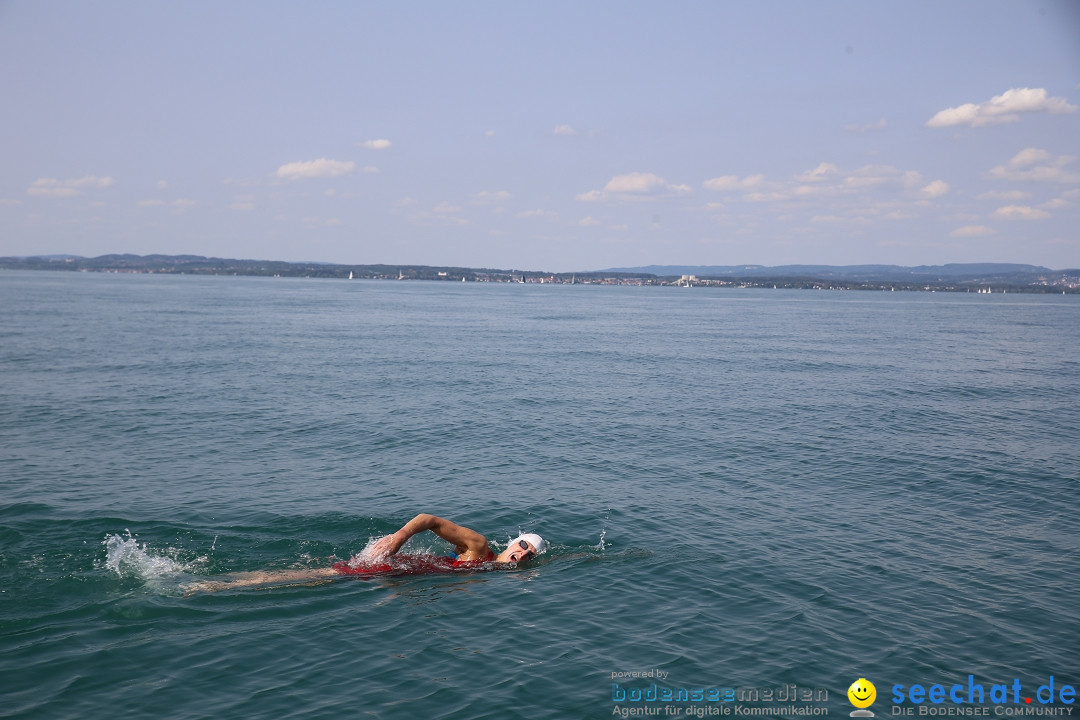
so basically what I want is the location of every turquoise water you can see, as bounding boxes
[1,271,1078,719]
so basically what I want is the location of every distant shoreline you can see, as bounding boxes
[2,254,1078,294]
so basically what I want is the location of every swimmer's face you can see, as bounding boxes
[497,540,537,564]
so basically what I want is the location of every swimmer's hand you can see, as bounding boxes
[367,533,403,559]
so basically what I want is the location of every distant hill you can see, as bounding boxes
[0,253,491,279]
[598,263,1060,282]
[2,255,1076,291]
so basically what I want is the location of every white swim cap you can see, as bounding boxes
[510,533,548,555]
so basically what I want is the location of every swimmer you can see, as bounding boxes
[368,513,546,565]
[182,513,546,595]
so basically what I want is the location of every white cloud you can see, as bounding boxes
[774,164,919,198]
[993,204,1051,220]
[577,172,690,203]
[704,174,770,192]
[883,210,919,220]
[276,158,355,180]
[578,216,601,226]
[137,197,196,210]
[432,201,462,214]
[743,191,788,203]
[927,87,1077,128]
[1009,148,1053,167]
[472,190,512,205]
[28,176,115,197]
[795,163,841,183]
[516,209,558,220]
[575,189,606,202]
[325,218,342,226]
[845,118,887,132]
[784,164,934,205]
[0,198,23,206]
[987,148,1080,183]
[485,130,496,137]
[157,180,168,190]
[554,124,576,136]
[921,180,950,199]
[606,172,666,193]
[360,166,380,174]
[744,174,768,187]
[844,165,923,190]
[397,197,418,206]
[950,225,995,237]
[230,195,255,211]
[705,162,955,233]
[605,172,690,194]
[807,212,872,226]
[361,139,392,150]
[415,211,468,226]
[703,175,741,192]
[977,190,1031,201]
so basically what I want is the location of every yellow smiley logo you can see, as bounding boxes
[848,678,876,709]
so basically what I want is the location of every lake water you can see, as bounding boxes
[1,270,1078,719]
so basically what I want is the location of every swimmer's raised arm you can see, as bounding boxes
[370,513,491,560]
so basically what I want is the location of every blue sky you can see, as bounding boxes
[2,1,1078,271]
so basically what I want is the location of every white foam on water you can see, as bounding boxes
[343,536,464,569]
[101,531,203,580]
[342,535,389,567]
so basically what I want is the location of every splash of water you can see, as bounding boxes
[596,529,607,551]
[343,535,390,567]
[102,531,193,579]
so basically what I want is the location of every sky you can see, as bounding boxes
[1,1,1078,272]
